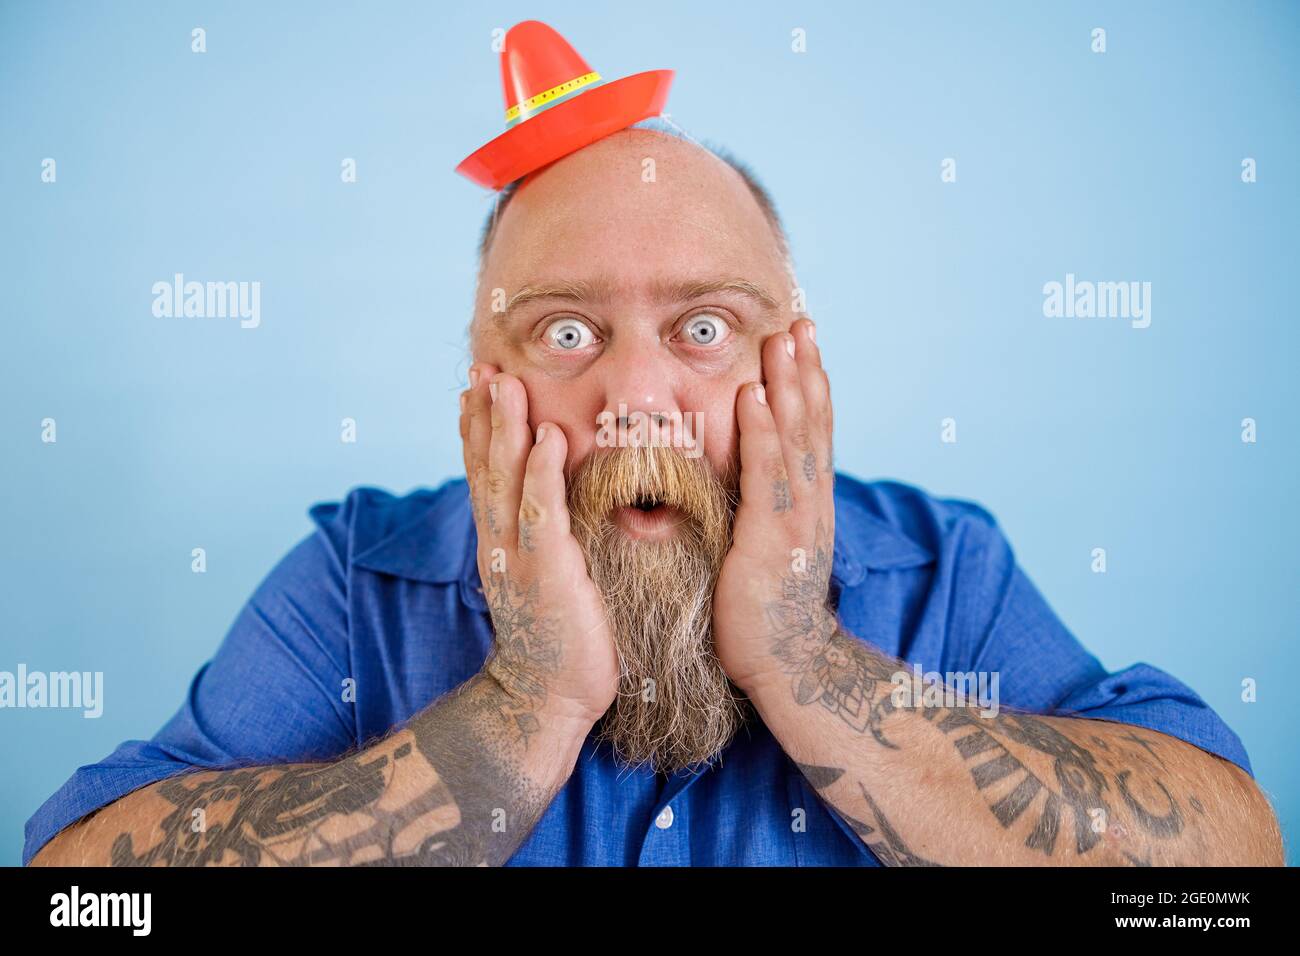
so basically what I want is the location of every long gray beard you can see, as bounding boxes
[584,531,751,773]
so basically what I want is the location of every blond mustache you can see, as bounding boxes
[567,444,738,554]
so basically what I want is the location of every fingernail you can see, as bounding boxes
[753,383,767,406]
[469,368,480,389]
[489,382,498,403]
[784,335,796,358]
[535,424,547,444]
[806,322,816,343]
[459,392,467,412]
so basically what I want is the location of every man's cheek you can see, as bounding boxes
[563,434,596,475]
[679,410,706,459]
[701,415,739,478]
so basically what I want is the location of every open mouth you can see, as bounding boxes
[613,493,681,539]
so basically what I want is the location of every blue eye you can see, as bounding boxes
[682,313,729,346]
[544,318,595,350]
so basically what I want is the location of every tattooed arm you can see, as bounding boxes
[29,664,595,867]
[744,611,1284,866]
[33,360,624,867]
[736,514,1284,867]
[713,319,1282,866]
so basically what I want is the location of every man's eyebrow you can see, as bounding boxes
[496,275,781,321]
[498,277,619,320]
[648,276,782,315]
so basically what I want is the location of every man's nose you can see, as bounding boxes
[596,336,684,445]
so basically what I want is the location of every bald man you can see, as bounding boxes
[26,123,1282,867]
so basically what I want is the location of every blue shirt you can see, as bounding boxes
[23,474,1252,866]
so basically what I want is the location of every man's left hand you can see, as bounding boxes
[713,318,838,694]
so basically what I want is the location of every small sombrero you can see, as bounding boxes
[455,20,674,190]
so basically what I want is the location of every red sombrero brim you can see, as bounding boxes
[455,69,674,190]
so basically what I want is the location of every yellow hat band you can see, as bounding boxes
[505,71,603,127]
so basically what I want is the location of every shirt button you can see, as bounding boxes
[654,805,675,830]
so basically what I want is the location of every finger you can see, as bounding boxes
[458,389,473,473]
[518,420,571,555]
[463,362,499,527]
[790,317,834,479]
[761,330,816,505]
[484,372,532,549]
[735,380,793,518]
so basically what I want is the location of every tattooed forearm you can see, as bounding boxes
[98,672,558,867]
[35,576,584,868]
[758,525,1281,865]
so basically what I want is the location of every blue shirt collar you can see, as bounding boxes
[352,476,932,610]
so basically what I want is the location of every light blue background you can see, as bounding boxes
[2,0,1297,866]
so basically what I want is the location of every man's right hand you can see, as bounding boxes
[460,363,619,733]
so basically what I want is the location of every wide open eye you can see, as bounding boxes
[679,312,731,347]
[542,317,597,351]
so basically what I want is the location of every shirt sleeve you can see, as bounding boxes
[941,500,1253,778]
[22,504,357,865]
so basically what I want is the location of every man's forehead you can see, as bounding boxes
[498,192,763,260]
[490,190,783,282]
